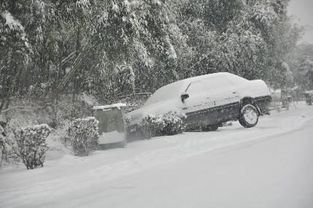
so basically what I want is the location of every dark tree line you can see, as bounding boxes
[287,43,313,90]
[0,0,302,112]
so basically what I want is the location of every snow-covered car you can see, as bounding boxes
[126,72,272,133]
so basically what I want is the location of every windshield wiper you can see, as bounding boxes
[184,82,192,92]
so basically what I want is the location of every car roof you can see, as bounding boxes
[182,72,233,82]
[144,72,242,106]
[162,72,236,89]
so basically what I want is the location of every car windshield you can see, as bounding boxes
[144,81,185,106]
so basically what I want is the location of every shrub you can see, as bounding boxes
[0,124,5,165]
[161,111,186,135]
[140,115,161,138]
[140,111,186,138]
[67,117,99,156]
[0,126,21,166]
[14,124,51,169]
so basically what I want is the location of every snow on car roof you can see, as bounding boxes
[162,72,236,90]
[166,72,242,90]
[93,103,127,110]
[162,72,242,88]
[181,72,233,83]
[144,72,238,106]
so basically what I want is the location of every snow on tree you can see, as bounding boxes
[0,123,6,165]
[287,43,313,90]
[298,60,313,90]
[0,0,303,113]
[0,9,31,111]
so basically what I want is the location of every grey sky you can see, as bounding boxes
[288,0,313,44]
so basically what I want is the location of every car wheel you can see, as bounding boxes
[202,124,219,131]
[239,104,259,128]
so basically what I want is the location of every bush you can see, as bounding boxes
[14,124,51,169]
[0,124,5,165]
[67,117,99,156]
[0,124,21,166]
[161,111,186,135]
[140,111,186,138]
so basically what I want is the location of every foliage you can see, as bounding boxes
[140,111,186,138]
[14,124,51,169]
[177,0,302,84]
[287,43,313,90]
[67,117,99,156]
[0,123,6,165]
[0,0,303,113]
[297,60,313,90]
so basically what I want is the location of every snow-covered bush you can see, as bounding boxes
[67,117,99,156]
[14,124,51,169]
[140,112,185,138]
[0,120,21,166]
[140,115,160,138]
[161,111,186,135]
[0,124,6,165]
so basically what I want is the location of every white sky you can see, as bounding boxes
[288,0,313,44]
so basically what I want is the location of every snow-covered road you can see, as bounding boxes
[1,103,313,208]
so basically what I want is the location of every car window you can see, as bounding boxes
[226,74,249,85]
[187,76,232,95]
[144,81,184,106]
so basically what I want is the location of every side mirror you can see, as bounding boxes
[181,93,189,103]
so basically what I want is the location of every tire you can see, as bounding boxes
[239,104,259,128]
[238,117,245,126]
[202,124,219,131]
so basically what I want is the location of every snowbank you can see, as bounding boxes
[92,103,127,110]
[0,103,313,208]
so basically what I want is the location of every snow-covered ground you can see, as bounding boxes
[1,103,313,208]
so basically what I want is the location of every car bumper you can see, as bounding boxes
[255,95,272,115]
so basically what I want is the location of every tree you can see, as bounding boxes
[286,43,313,90]
[0,6,31,111]
[173,0,301,85]
[298,59,313,90]
[0,0,303,114]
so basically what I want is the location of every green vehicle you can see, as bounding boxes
[92,103,127,148]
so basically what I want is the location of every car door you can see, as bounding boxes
[181,79,213,114]
[181,78,220,126]
[181,76,241,125]
[207,77,241,122]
